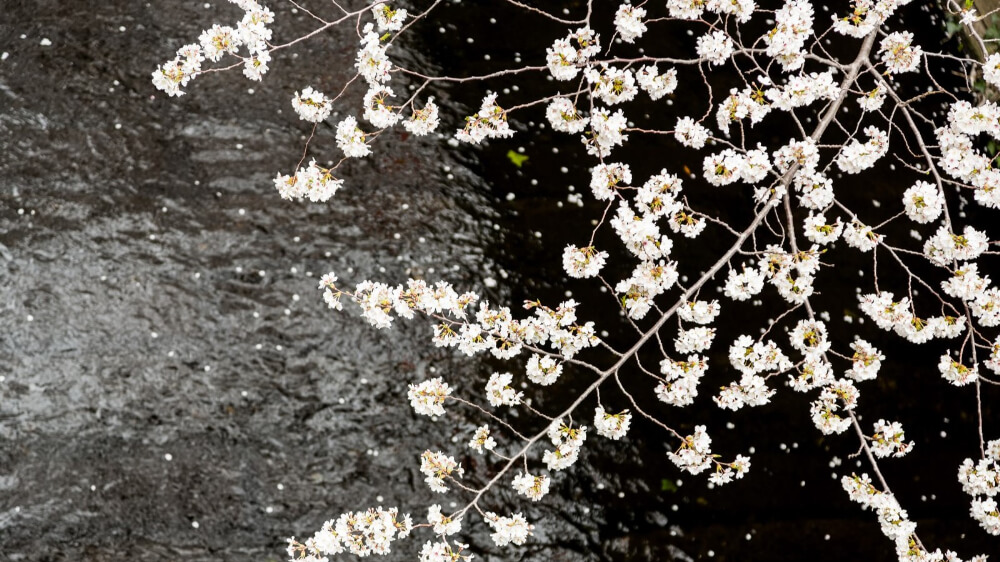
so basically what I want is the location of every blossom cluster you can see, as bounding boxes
[286,506,411,559]
[870,420,914,458]
[420,451,464,494]
[858,292,966,345]
[656,354,708,407]
[408,377,452,417]
[613,4,646,43]
[593,406,631,440]
[483,512,533,547]
[958,440,1000,535]
[836,127,889,175]
[845,339,885,382]
[153,0,274,96]
[468,425,496,454]
[273,159,343,203]
[764,0,814,70]
[455,93,514,144]
[318,276,600,366]
[841,473,946,561]
[546,27,601,81]
[667,425,714,474]
[485,372,522,406]
[637,65,678,100]
[710,454,751,486]
[291,87,332,123]
[562,245,609,278]
[426,504,461,536]
[542,420,587,471]
[418,541,474,562]
[832,0,911,38]
[879,31,922,74]
[511,471,550,501]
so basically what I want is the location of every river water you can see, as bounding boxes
[2,1,998,561]
[0,1,516,559]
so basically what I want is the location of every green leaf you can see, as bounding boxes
[660,478,678,492]
[506,150,529,168]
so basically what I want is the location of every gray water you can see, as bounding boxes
[0,1,529,559]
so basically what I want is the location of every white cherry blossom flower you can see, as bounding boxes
[486,372,523,406]
[483,512,533,547]
[613,4,647,43]
[336,116,372,158]
[593,406,631,440]
[879,32,922,74]
[363,85,400,129]
[456,93,514,144]
[939,355,978,386]
[199,24,241,62]
[636,65,677,100]
[871,420,913,458]
[546,98,588,133]
[675,117,709,149]
[512,471,550,501]
[468,425,496,453]
[372,3,407,32]
[427,504,461,536]
[292,87,332,123]
[696,30,734,65]
[420,451,463,493]
[407,377,452,417]
[403,97,440,136]
[563,245,608,278]
[902,181,944,224]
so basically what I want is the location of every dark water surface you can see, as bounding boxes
[0,1,519,559]
[2,1,999,561]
